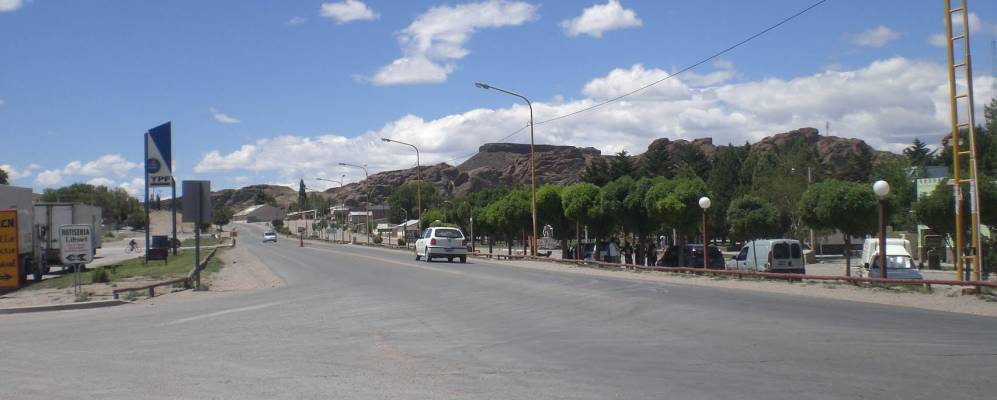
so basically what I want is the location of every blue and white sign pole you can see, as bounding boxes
[145,122,174,260]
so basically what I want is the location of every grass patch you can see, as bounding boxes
[74,291,93,302]
[180,236,223,247]
[26,249,224,291]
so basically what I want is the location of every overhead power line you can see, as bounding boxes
[441,0,829,166]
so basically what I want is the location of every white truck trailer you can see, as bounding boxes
[0,185,36,283]
[34,202,103,268]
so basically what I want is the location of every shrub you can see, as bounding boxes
[91,267,111,284]
[373,235,383,244]
[397,237,407,246]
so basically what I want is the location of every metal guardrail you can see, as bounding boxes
[111,247,220,299]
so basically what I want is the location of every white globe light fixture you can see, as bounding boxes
[873,180,890,199]
[699,196,712,210]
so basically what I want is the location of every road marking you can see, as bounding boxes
[164,301,285,325]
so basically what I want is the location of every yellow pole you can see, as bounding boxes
[943,0,965,280]
[958,0,984,282]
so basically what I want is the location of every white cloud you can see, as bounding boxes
[62,154,138,177]
[367,0,538,85]
[1,163,39,180]
[0,0,23,13]
[287,16,307,26]
[86,177,115,187]
[929,12,989,47]
[196,57,994,184]
[561,0,642,38]
[848,25,899,47]
[34,170,63,187]
[117,178,146,198]
[319,0,379,24]
[210,107,241,124]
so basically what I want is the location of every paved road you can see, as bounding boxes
[2,223,995,399]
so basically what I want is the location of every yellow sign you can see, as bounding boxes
[0,210,20,288]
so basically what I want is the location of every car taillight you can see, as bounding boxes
[430,238,437,245]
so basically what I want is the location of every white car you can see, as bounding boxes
[262,231,277,243]
[415,227,468,263]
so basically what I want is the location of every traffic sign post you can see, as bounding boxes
[0,210,21,289]
[59,224,93,294]
[182,180,212,291]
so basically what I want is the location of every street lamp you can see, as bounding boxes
[443,200,453,224]
[699,196,711,270]
[873,180,890,279]
[340,162,372,244]
[475,81,538,256]
[381,137,422,227]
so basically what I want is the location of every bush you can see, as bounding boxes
[397,237,406,246]
[90,267,111,284]
[373,235,383,244]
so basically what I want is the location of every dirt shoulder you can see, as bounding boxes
[206,244,285,292]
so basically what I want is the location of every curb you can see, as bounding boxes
[0,300,130,315]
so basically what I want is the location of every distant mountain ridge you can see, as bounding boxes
[210,127,889,211]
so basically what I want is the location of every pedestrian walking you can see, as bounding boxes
[608,238,620,263]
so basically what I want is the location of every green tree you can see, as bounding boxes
[609,151,637,180]
[298,179,307,208]
[388,182,440,224]
[870,155,916,230]
[706,145,749,240]
[212,205,233,231]
[581,157,611,186]
[561,183,603,259]
[672,142,710,179]
[420,209,445,230]
[640,145,674,178]
[913,177,997,238]
[536,184,572,257]
[600,177,633,237]
[645,175,708,266]
[254,189,276,206]
[842,145,874,182]
[903,138,936,169]
[483,190,531,255]
[0,167,8,184]
[799,180,878,274]
[726,195,781,266]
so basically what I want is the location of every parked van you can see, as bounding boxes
[860,238,922,279]
[730,239,805,274]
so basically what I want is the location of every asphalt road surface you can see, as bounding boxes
[2,222,995,399]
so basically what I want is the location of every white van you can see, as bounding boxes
[731,239,805,274]
[860,238,922,279]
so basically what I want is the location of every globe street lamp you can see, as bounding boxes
[873,180,890,279]
[381,137,422,227]
[475,81,538,256]
[699,197,712,270]
[340,162,371,244]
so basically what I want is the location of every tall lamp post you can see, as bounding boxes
[442,200,453,224]
[339,162,371,244]
[873,180,890,279]
[475,82,538,256]
[699,197,711,270]
[381,138,422,227]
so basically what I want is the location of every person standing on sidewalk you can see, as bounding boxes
[623,240,633,264]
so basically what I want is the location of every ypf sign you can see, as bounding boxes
[59,224,93,265]
[146,122,172,187]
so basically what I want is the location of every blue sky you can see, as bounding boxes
[2,0,997,196]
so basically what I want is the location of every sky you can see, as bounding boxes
[2,0,997,197]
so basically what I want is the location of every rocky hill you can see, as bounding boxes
[207,127,893,211]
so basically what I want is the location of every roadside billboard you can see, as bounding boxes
[146,122,172,187]
[0,209,20,288]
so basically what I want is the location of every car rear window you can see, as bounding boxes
[434,229,464,238]
[772,242,790,259]
[791,243,802,258]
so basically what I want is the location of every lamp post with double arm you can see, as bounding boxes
[475,81,538,256]
[381,137,422,227]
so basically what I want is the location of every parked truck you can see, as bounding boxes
[860,237,922,279]
[0,185,36,283]
[34,202,103,267]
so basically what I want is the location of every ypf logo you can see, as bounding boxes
[147,158,161,174]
